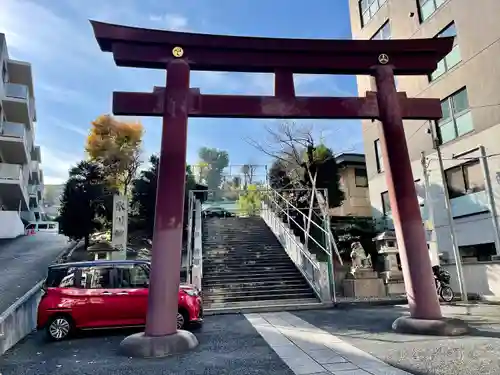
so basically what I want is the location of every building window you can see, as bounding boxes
[371,21,391,40]
[445,160,484,199]
[359,0,388,26]
[374,139,384,173]
[437,88,473,144]
[459,243,496,261]
[418,0,446,22]
[381,191,390,215]
[430,23,461,81]
[355,168,368,187]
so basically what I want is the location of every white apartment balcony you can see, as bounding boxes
[2,83,34,128]
[6,59,36,121]
[0,120,31,164]
[30,160,40,183]
[28,183,43,204]
[0,163,29,210]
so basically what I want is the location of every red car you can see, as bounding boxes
[37,260,203,341]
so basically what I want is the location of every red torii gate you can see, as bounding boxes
[91,21,465,357]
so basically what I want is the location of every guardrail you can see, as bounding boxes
[0,280,44,355]
[0,240,80,355]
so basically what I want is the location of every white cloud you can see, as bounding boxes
[40,147,83,184]
[150,13,189,31]
[49,117,89,137]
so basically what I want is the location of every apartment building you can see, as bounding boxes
[330,153,372,217]
[348,0,500,267]
[0,33,44,236]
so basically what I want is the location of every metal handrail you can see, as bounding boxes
[266,209,322,297]
[265,193,329,255]
[265,188,332,255]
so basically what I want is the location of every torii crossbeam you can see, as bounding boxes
[91,20,460,357]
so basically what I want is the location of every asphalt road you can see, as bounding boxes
[0,315,294,375]
[295,305,500,375]
[0,234,73,314]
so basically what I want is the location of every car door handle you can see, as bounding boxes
[116,292,129,295]
[102,291,113,295]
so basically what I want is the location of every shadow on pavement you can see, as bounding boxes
[0,315,294,375]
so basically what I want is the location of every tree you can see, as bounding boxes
[130,154,159,235]
[130,155,201,238]
[241,164,257,189]
[86,115,144,194]
[248,122,345,262]
[59,161,111,249]
[238,184,262,216]
[198,147,229,198]
[269,160,292,190]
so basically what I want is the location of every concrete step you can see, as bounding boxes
[202,279,310,290]
[204,299,328,315]
[203,287,313,299]
[204,290,317,303]
[202,268,301,278]
[203,264,297,272]
[203,273,303,285]
[203,257,289,265]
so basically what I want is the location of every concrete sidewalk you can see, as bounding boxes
[295,304,500,375]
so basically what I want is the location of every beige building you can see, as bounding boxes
[330,153,371,217]
[0,33,44,236]
[348,0,500,299]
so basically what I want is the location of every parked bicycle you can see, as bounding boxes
[432,265,454,302]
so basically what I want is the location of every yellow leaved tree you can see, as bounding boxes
[86,115,144,195]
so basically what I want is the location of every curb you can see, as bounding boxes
[0,239,81,356]
[333,298,408,309]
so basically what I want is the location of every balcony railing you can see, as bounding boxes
[5,82,35,123]
[1,121,25,139]
[0,163,22,180]
[5,83,28,100]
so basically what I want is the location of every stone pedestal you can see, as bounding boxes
[343,270,386,298]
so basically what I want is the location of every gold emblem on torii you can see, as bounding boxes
[172,46,184,58]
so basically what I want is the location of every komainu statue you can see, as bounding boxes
[350,241,372,275]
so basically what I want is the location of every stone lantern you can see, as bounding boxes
[373,231,405,295]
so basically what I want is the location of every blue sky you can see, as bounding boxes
[0,0,363,184]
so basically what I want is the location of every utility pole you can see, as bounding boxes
[479,145,500,258]
[421,151,438,265]
[430,125,468,302]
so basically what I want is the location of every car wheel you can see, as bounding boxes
[46,315,74,341]
[177,310,189,330]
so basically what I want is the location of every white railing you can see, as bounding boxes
[186,190,203,290]
[0,163,22,180]
[1,122,30,157]
[261,188,338,302]
[5,83,28,100]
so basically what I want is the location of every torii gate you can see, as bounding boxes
[91,21,465,357]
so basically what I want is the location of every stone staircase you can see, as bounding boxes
[202,216,321,312]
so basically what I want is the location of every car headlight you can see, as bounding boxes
[184,289,198,297]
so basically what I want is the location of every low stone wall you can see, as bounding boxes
[0,281,44,355]
[192,200,203,291]
[442,261,500,301]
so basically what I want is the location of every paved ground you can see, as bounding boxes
[295,304,500,375]
[0,315,294,375]
[3,305,500,374]
[0,233,73,314]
